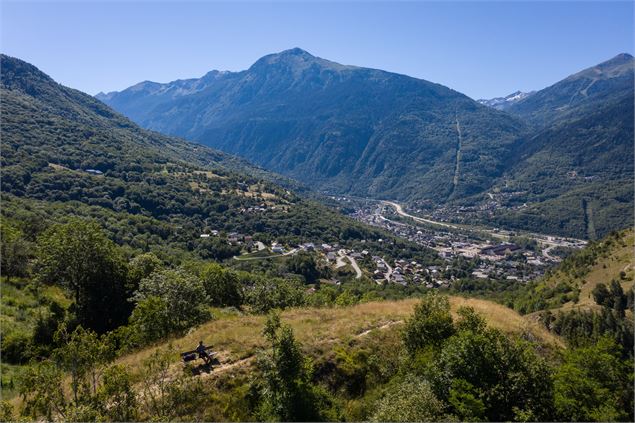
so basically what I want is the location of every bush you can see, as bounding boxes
[371,377,445,422]
[402,292,454,355]
[1,331,32,364]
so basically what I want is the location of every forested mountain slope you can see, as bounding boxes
[488,54,634,238]
[99,50,633,239]
[508,53,634,126]
[97,48,526,202]
[0,54,435,263]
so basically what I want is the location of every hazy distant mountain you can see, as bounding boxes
[97,48,525,203]
[477,91,535,110]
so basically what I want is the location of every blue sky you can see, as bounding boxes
[1,1,633,99]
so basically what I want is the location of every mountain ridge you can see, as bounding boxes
[96,48,526,204]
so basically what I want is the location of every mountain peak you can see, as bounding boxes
[279,47,314,58]
[567,52,634,82]
[249,47,317,70]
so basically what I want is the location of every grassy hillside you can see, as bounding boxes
[117,296,563,371]
[8,296,563,416]
[511,229,634,314]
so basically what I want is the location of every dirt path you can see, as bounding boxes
[355,320,403,337]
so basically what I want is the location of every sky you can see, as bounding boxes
[1,1,633,99]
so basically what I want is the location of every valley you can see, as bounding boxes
[98,50,634,240]
[0,17,633,422]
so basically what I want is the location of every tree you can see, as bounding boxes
[609,280,627,315]
[128,252,163,288]
[200,263,243,307]
[35,219,131,332]
[256,313,335,421]
[132,268,210,334]
[437,327,554,422]
[402,292,454,355]
[286,252,320,283]
[554,337,633,422]
[0,219,31,280]
[592,283,612,307]
[18,361,66,421]
[52,324,111,403]
[244,276,305,313]
[98,364,138,421]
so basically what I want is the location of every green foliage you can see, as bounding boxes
[1,331,32,365]
[244,276,305,313]
[200,263,243,307]
[18,361,66,421]
[128,296,172,344]
[35,219,131,332]
[335,290,358,307]
[52,324,113,403]
[0,401,14,422]
[98,364,137,421]
[541,305,634,355]
[448,379,485,421]
[127,252,163,287]
[370,377,445,422]
[554,337,634,422]
[132,268,211,334]
[286,252,321,283]
[436,327,554,421]
[0,218,31,280]
[402,292,455,355]
[255,313,337,421]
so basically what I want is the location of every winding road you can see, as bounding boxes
[233,248,299,261]
[381,200,586,252]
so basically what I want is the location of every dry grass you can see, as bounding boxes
[117,296,563,377]
[556,231,634,312]
[8,296,563,413]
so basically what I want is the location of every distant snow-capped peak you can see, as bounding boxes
[477,90,535,110]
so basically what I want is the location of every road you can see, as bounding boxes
[335,251,348,268]
[381,200,586,251]
[382,201,462,231]
[233,248,299,261]
[336,250,362,279]
[348,255,363,279]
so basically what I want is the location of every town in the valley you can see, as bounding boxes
[200,198,587,288]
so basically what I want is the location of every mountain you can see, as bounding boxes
[508,53,634,125]
[0,54,436,262]
[488,53,634,239]
[477,91,535,110]
[97,48,526,203]
[97,49,634,239]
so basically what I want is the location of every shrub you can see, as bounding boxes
[402,292,454,355]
